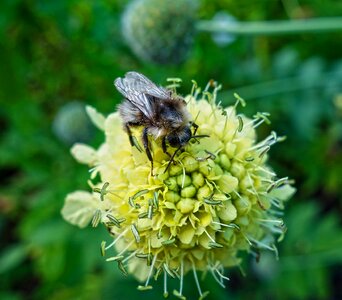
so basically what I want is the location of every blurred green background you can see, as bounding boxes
[1,0,342,299]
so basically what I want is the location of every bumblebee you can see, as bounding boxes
[114,71,199,173]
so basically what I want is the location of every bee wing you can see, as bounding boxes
[114,72,170,119]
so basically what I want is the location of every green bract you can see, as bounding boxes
[62,81,294,299]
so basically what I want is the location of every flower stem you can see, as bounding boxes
[220,70,342,101]
[197,17,342,36]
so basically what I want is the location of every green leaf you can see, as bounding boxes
[0,245,28,274]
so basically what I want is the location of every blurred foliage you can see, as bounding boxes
[0,0,341,299]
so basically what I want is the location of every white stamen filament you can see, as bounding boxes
[122,250,137,264]
[203,229,216,243]
[105,228,129,250]
[145,253,158,287]
[256,218,283,224]
[248,236,275,252]
[192,263,203,297]
[210,267,225,288]
[180,259,184,295]
[255,166,276,177]
[233,190,242,199]
[164,269,168,296]
[117,240,134,257]
[212,221,240,230]
[214,268,230,281]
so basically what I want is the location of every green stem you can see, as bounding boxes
[219,70,342,102]
[197,17,342,36]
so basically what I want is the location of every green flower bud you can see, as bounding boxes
[217,174,239,194]
[165,191,181,203]
[176,174,192,187]
[177,198,196,214]
[197,185,212,201]
[191,172,205,188]
[219,153,231,171]
[181,185,197,198]
[53,101,93,145]
[164,177,179,192]
[182,156,199,173]
[122,0,198,64]
[169,164,183,176]
[230,161,246,179]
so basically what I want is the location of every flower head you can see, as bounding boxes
[62,80,294,299]
[122,0,198,64]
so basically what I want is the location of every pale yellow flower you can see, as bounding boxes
[62,83,294,299]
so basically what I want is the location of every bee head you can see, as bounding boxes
[167,125,192,147]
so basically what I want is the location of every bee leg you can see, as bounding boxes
[125,123,143,152]
[165,146,182,173]
[162,136,171,157]
[125,123,135,146]
[142,127,154,175]
[191,122,199,135]
[190,122,200,143]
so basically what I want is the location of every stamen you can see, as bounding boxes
[237,115,243,132]
[204,198,222,205]
[192,263,203,298]
[240,231,252,246]
[203,229,216,243]
[190,80,198,97]
[214,268,230,282]
[233,93,246,108]
[212,221,240,230]
[93,182,109,201]
[118,260,128,276]
[154,267,163,281]
[100,241,106,256]
[255,166,276,177]
[233,190,242,199]
[256,218,284,225]
[180,259,184,295]
[145,253,158,287]
[105,228,129,250]
[116,240,134,257]
[148,200,153,220]
[259,146,270,159]
[248,236,275,252]
[161,238,176,245]
[153,191,159,208]
[178,160,186,189]
[163,269,169,298]
[132,189,149,200]
[91,209,102,227]
[209,267,225,288]
[122,250,138,263]
[131,224,140,243]
[107,214,122,228]
[269,209,284,216]
[208,242,224,249]
[163,263,176,278]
